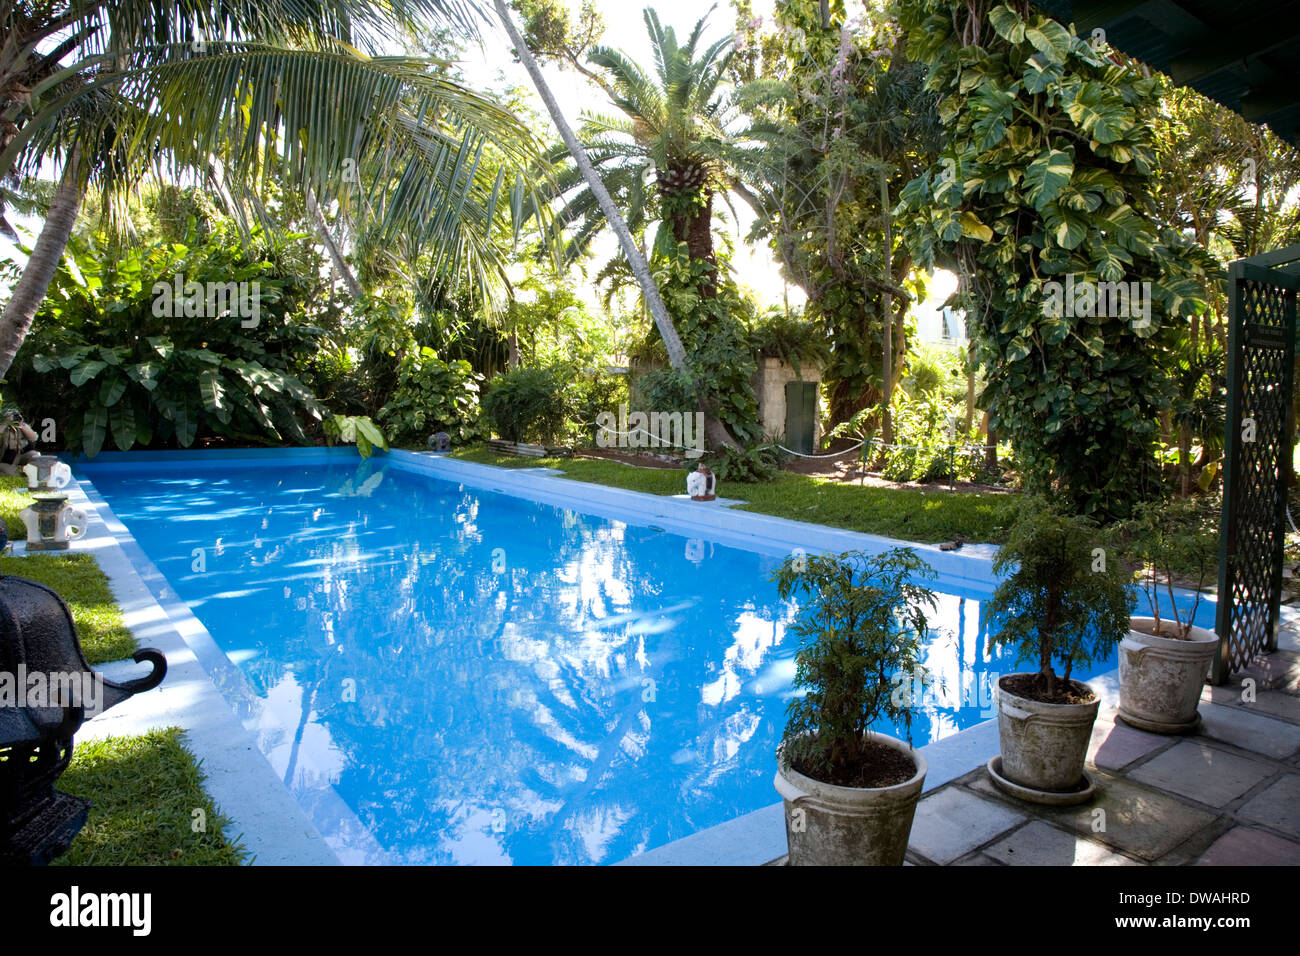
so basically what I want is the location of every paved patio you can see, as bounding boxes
[903,627,1300,866]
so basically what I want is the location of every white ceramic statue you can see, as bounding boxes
[22,456,72,492]
[686,465,716,501]
[19,495,88,551]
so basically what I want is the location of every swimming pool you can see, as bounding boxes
[74,450,1215,865]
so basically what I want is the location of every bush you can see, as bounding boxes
[746,307,830,375]
[376,348,483,447]
[773,548,937,787]
[987,499,1135,701]
[700,442,783,483]
[10,228,325,455]
[481,366,570,444]
[568,370,628,444]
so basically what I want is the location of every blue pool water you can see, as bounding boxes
[76,455,1210,865]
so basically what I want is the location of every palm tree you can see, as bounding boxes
[495,0,738,448]
[550,9,748,298]
[0,0,543,380]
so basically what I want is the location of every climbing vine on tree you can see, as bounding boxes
[736,0,941,435]
[897,0,1208,515]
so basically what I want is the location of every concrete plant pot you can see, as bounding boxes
[774,733,926,866]
[994,674,1099,796]
[1117,617,1218,734]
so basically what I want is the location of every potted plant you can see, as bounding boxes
[1113,498,1219,733]
[985,500,1133,803]
[771,547,937,866]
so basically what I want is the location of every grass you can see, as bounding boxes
[54,727,249,866]
[1,473,28,540]
[0,552,137,664]
[451,446,1022,544]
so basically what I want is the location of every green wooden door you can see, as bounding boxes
[784,382,817,456]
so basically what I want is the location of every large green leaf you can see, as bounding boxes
[109,400,137,451]
[126,361,161,392]
[1024,148,1074,210]
[1024,18,1073,64]
[352,417,389,453]
[82,405,109,458]
[70,360,107,387]
[1066,83,1132,144]
[171,400,198,448]
[198,368,229,423]
[97,372,127,408]
[988,4,1027,44]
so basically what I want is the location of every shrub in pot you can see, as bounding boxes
[771,547,937,865]
[986,500,1134,797]
[1113,498,1219,733]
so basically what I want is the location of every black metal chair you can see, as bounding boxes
[0,571,166,865]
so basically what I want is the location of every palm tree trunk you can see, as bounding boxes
[494,0,736,450]
[306,188,362,298]
[0,144,82,382]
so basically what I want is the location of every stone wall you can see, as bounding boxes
[751,357,822,447]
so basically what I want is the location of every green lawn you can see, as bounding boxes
[54,728,248,866]
[1,473,28,540]
[451,446,1022,544]
[0,552,137,664]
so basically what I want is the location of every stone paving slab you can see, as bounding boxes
[1088,717,1171,772]
[984,820,1140,866]
[1202,683,1300,724]
[1007,774,1218,862]
[1234,649,1300,694]
[908,786,1025,865]
[1194,826,1300,865]
[1237,773,1300,841]
[1198,701,1300,758]
[1128,741,1275,808]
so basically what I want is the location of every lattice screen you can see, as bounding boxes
[1216,274,1296,680]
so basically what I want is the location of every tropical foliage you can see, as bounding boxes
[481,364,570,444]
[377,348,484,447]
[736,0,941,437]
[9,226,326,455]
[898,0,1210,515]
[6,0,1298,519]
[0,0,547,381]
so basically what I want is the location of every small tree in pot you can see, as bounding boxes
[986,500,1133,801]
[1113,497,1220,733]
[772,547,937,865]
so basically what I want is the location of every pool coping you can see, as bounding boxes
[59,446,1229,866]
